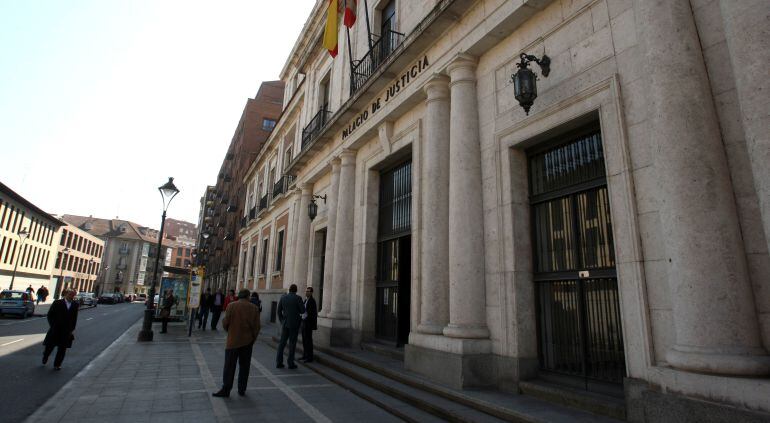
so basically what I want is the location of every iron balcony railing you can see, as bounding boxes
[259,194,268,210]
[351,29,405,95]
[301,104,331,150]
[240,216,247,228]
[227,203,237,213]
[249,207,256,220]
[272,175,295,198]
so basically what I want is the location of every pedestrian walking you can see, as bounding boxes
[36,286,45,304]
[26,284,34,298]
[249,291,262,312]
[299,286,318,363]
[198,288,212,330]
[223,289,237,311]
[159,290,176,334]
[211,288,224,330]
[41,286,49,303]
[42,288,79,370]
[212,289,261,398]
[275,284,305,369]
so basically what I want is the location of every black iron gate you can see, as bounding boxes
[529,127,625,386]
[376,161,412,345]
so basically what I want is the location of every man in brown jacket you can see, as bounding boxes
[212,289,261,398]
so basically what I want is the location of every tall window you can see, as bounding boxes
[260,238,269,275]
[250,245,257,276]
[274,230,285,271]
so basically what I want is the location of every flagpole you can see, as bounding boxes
[346,24,355,94]
[362,0,373,50]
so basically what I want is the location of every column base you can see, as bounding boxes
[316,317,353,348]
[406,332,496,389]
[416,323,445,335]
[666,345,770,376]
[443,323,490,339]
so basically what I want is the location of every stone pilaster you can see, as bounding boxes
[328,149,356,322]
[719,0,770,256]
[319,158,341,318]
[443,55,489,340]
[292,184,313,292]
[637,0,770,375]
[417,74,451,335]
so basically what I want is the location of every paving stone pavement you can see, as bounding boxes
[25,318,403,423]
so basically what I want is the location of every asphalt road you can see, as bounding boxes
[0,301,145,422]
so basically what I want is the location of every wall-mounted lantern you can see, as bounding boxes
[511,53,551,115]
[308,195,327,220]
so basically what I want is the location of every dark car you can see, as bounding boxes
[0,290,36,318]
[98,293,117,304]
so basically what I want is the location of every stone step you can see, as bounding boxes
[518,380,626,421]
[268,334,619,422]
[360,340,405,362]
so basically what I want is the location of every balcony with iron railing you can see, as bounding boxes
[301,104,331,150]
[227,203,237,213]
[249,207,256,220]
[272,175,295,199]
[258,194,268,212]
[351,29,405,95]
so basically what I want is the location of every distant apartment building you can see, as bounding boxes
[197,81,285,290]
[0,182,63,293]
[61,215,170,295]
[164,218,197,268]
[52,220,105,297]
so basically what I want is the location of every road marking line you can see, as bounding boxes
[191,343,233,423]
[1,338,24,347]
[250,355,332,423]
[0,317,43,326]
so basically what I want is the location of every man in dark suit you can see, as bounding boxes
[198,288,213,330]
[42,288,79,370]
[299,286,317,363]
[276,284,305,369]
[211,288,224,330]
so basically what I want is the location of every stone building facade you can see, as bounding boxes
[235,0,770,419]
[52,220,105,296]
[0,182,63,294]
[62,215,169,296]
[200,81,285,291]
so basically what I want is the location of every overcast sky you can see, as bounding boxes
[0,0,315,229]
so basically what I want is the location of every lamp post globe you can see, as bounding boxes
[138,177,180,342]
[9,228,30,290]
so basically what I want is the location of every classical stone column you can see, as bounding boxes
[319,158,341,318]
[637,0,770,375]
[443,55,489,339]
[292,184,313,292]
[328,150,356,321]
[719,0,770,255]
[417,74,451,334]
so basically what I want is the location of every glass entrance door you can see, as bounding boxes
[376,161,412,346]
[529,127,626,387]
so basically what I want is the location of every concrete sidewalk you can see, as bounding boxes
[25,318,402,423]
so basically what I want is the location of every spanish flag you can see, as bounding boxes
[323,0,340,58]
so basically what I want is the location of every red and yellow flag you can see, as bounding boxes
[323,0,340,57]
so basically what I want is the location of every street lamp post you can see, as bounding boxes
[9,228,30,290]
[54,247,71,299]
[138,177,180,342]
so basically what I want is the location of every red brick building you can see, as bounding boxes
[199,81,285,290]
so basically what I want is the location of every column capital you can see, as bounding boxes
[329,157,342,172]
[447,53,478,84]
[424,74,450,101]
[339,149,356,165]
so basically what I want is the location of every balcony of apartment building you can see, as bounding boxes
[258,194,268,216]
[227,201,238,213]
[301,103,332,150]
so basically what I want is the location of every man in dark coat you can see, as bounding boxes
[42,288,79,370]
[211,288,224,330]
[299,286,318,363]
[198,288,212,330]
[276,284,305,369]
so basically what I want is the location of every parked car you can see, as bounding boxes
[76,292,97,307]
[138,293,147,302]
[98,293,117,304]
[0,290,36,318]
